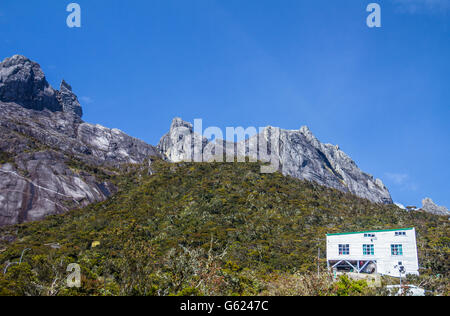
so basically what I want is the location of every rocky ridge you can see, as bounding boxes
[421,198,450,216]
[158,118,393,204]
[0,55,161,226]
[7,54,443,226]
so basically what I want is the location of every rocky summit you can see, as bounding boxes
[158,118,393,204]
[0,55,161,226]
[421,198,450,216]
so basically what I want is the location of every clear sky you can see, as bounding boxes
[0,0,449,208]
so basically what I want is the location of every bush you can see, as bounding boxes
[0,161,448,296]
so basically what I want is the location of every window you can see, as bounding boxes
[395,231,406,236]
[339,244,350,255]
[391,244,403,256]
[363,244,374,255]
[364,233,375,238]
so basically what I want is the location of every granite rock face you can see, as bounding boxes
[0,55,62,113]
[57,80,83,118]
[157,118,207,162]
[421,198,449,216]
[0,55,161,226]
[158,118,393,204]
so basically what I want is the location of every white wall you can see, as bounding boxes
[326,228,419,277]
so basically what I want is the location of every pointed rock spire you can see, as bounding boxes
[57,79,83,117]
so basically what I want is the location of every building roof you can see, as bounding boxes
[326,227,414,236]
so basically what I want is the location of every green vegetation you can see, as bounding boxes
[65,156,119,183]
[0,150,14,165]
[0,160,448,296]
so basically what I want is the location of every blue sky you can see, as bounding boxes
[0,0,449,208]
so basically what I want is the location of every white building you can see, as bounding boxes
[326,228,419,277]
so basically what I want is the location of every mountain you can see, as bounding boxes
[0,54,394,227]
[158,118,393,204]
[0,54,395,226]
[9,54,450,228]
[421,198,450,216]
[0,55,162,226]
[0,160,448,296]
[0,55,448,296]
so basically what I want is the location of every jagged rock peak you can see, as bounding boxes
[158,117,202,163]
[58,79,83,117]
[0,55,61,112]
[421,198,449,216]
[171,117,193,131]
[158,118,393,204]
[0,55,82,117]
[299,125,313,136]
[60,79,73,91]
[299,125,321,146]
[1,55,36,69]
